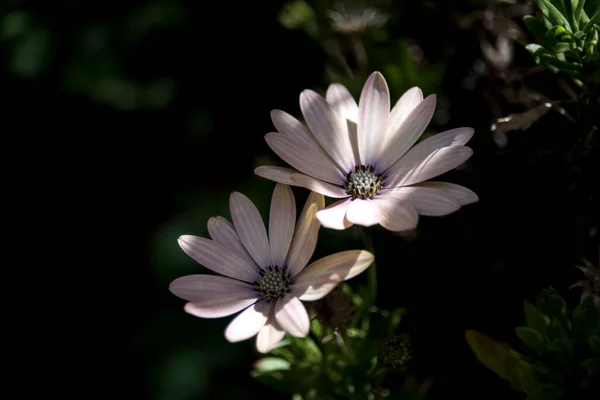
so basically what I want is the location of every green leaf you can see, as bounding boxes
[465,330,526,391]
[568,0,580,30]
[537,0,551,16]
[589,335,600,355]
[555,41,573,52]
[572,295,600,334]
[546,317,574,350]
[582,7,600,33]
[520,362,544,395]
[544,0,573,31]
[525,16,558,49]
[526,43,552,56]
[550,0,568,15]
[311,318,322,339]
[294,336,322,363]
[536,288,569,323]
[466,330,512,380]
[574,0,587,25]
[516,327,548,353]
[532,362,565,385]
[547,24,566,37]
[526,386,565,400]
[253,357,292,374]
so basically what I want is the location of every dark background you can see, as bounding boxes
[5,0,597,399]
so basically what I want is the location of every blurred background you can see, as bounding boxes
[6,0,598,399]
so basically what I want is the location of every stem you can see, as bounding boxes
[361,227,377,305]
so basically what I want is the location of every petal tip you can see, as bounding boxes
[178,235,194,246]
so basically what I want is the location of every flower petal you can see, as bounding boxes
[271,110,344,175]
[326,83,358,123]
[265,132,344,185]
[383,86,423,148]
[372,196,419,232]
[256,320,286,353]
[345,199,381,227]
[207,216,260,273]
[357,71,390,165]
[417,127,475,149]
[286,191,324,277]
[255,166,348,198]
[410,181,478,206]
[225,300,271,342]
[230,192,271,268]
[386,146,473,188]
[269,184,296,267]
[378,94,436,172]
[384,186,460,216]
[274,294,310,337]
[185,298,258,319]
[293,250,374,301]
[178,235,259,282]
[316,198,353,230]
[300,89,355,171]
[170,274,256,302]
[327,84,361,166]
[171,275,259,318]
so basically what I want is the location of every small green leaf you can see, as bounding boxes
[294,336,322,363]
[572,295,600,334]
[516,327,548,353]
[555,41,573,52]
[536,288,569,323]
[253,357,292,373]
[311,317,322,339]
[547,24,567,37]
[546,317,574,350]
[526,43,551,55]
[544,0,573,32]
[582,7,600,33]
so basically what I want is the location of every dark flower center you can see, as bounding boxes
[253,265,292,302]
[345,164,385,200]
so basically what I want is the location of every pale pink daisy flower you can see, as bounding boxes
[255,71,478,231]
[169,184,374,353]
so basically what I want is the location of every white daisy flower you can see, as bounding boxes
[255,71,478,231]
[170,184,374,353]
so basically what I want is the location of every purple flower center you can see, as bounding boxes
[253,265,293,302]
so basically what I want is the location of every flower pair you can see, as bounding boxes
[170,72,477,352]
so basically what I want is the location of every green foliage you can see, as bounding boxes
[466,288,600,400]
[523,0,600,88]
[277,0,444,100]
[2,1,181,110]
[252,284,428,400]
